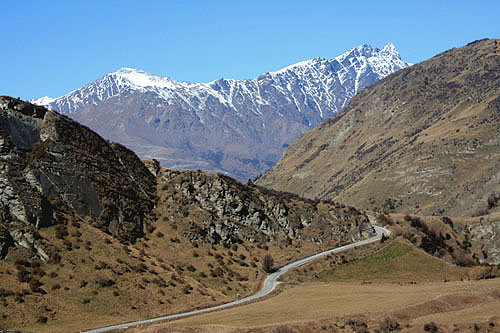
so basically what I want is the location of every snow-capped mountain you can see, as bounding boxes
[34,43,409,181]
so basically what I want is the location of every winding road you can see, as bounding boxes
[85,225,390,332]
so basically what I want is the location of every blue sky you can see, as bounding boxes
[2,0,500,100]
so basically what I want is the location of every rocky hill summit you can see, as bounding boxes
[33,44,409,181]
[0,96,156,260]
[257,39,500,217]
[157,168,374,247]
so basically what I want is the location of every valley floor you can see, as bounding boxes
[128,279,500,332]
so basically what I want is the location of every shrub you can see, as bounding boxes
[96,279,116,287]
[262,254,274,273]
[380,317,400,332]
[29,278,43,292]
[55,224,68,239]
[423,322,438,332]
[17,270,31,283]
[50,252,62,264]
[182,285,191,294]
[442,216,454,227]
[214,267,224,277]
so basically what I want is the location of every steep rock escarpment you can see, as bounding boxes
[0,96,156,259]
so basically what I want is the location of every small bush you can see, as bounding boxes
[55,224,68,239]
[262,254,274,273]
[17,270,31,283]
[423,322,438,332]
[50,252,62,264]
[29,279,43,292]
[380,317,400,332]
[96,279,116,287]
[182,285,192,294]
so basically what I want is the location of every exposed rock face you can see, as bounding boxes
[258,39,500,217]
[0,96,156,259]
[158,169,374,246]
[469,218,500,265]
[34,44,409,181]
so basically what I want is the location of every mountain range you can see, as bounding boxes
[33,44,409,181]
[257,39,500,218]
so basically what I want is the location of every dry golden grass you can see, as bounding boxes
[133,279,500,332]
[0,209,328,333]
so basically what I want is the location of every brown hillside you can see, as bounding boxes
[0,96,376,331]
[257,39,500,218]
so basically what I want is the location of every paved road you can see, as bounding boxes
[84,225,390,332]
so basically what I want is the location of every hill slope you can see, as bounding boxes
[257,39,500,217]
[33,44,408,181]
[0,96,377,331]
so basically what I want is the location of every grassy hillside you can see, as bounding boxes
[257,39,500,218]
[313,240,469,283]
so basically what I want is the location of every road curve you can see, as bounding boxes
[84,225,390,332]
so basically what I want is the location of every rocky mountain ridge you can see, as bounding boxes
[33,44,409,180]
[257,39,500,218]
[156,168,374,247]
[0,95,156,260]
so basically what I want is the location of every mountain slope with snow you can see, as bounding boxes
[34,43,409,180]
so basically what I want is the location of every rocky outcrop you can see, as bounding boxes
[469,217,500,265]
[0,96,156,259]
[158,169,374,246]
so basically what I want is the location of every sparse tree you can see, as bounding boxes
[381,233,388,243]
[262,254,274,273]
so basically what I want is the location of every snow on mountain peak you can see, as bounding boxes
[33,43,408,117]
[31,96,54,105]
[382,42,396,51]
[111,67,177,89]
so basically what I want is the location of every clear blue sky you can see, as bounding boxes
[2,0,499,100]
